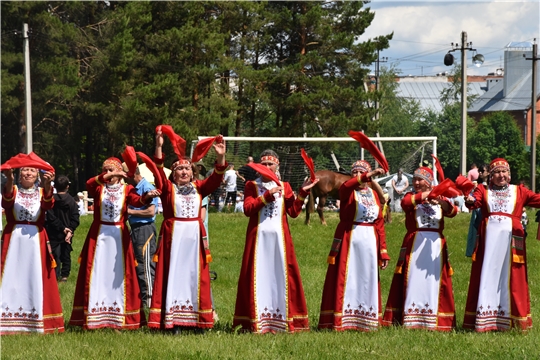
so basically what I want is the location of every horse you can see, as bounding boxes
[305,170,352,226]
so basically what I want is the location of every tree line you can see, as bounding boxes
[2,1,536,192]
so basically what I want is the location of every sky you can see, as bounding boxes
[360,0,540,77]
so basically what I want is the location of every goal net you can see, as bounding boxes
[192,136,437,191]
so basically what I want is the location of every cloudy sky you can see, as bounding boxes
[360,0,540,77]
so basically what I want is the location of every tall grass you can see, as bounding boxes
[2,210,540,359]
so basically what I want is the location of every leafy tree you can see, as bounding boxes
[1,1,392,182]
[469,111,528,183]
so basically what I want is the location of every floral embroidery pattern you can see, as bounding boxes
[1,305,39,320]
[417,203,440,228]
[407,302,434,315]
[168,299,194,313]
[343,303,377,319]
[476,304,506,318]
[90,301,121,314]
[260,307,284,321]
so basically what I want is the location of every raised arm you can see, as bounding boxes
[2,169,15,208]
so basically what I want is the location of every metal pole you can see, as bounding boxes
[23,23,33,154]
[375,48,380,121]
[530,42,538,192]
[460,31,467,176]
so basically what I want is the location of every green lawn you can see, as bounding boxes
[2,210,540,359]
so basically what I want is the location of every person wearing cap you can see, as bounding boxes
[383,166,458,331]
[69,157,160,330]
[318,160,389,332]
[463,158,540,332]
[1,162,64,334]
[148,129,226,333]
[232,149,319,333]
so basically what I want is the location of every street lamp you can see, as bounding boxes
[443,31,483,175]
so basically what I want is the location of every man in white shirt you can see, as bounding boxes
[223,164,237,210]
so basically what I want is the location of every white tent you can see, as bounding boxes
[138,163,171,184]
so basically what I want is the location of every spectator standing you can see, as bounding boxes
[391,168,409,212]
[45,175,80,282]
[234,192,244,213]
[76,192,87,215]
[236,156,258,192]
[126,166,159,308]
[223,164,237,210]
[467,163,479,182]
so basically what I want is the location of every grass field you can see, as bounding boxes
[2,209,540,359]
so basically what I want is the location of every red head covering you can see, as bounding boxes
[0,152,55,172]
[413,167,434,185]
[489,158,510,174]
[102,157,123,172]
[351,160,372,174]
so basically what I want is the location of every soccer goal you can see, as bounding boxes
[192,136,437,190]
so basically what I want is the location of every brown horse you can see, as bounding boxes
[305,170,352,225]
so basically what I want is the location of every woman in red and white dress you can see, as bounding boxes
[383,166,458,331]
[148,130,226,332]
[318,160,389,332]
[1,165,63,334]
[233,150,318,333]
[464,158,540,332]
[70,157,159,330]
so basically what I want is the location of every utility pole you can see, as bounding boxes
[460,32,468,177]
[23,23,33,154]
[443,31,484,175]
[525,40,538,192]
[374,48,388,172]
[374,48,388,121]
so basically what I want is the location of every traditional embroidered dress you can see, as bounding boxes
[318,177,389,331]
[463,184,540,331]
[1,185,64,334]
[383,191,458,331]
[70,174,149,330]
[148,161,226,330]
[233,178,309,333]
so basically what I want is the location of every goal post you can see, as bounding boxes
[192,136,437,191]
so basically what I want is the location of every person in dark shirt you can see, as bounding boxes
[45,175,80,282]
[236,156,258,192]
